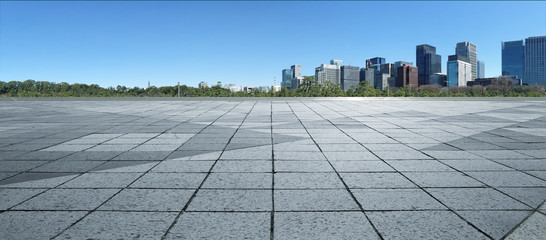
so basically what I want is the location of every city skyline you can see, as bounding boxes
[1,1,545,88]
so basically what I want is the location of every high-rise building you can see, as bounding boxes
[395,65,418,88]
[456,42,477,80]
[477,61,485,79]
[330,59,343,67]
[374,73,390,90]
[502,40,525,79]
[361,68,376,87]
[430,73,447,86]
[380,63,395,77]
[198,81,208,88]
[367,57,386,71]
[291,65,303,89]
[340,66,360,91]
[281,68,293,89]
[524,36,546,86]
[315,64,341,85]
[447,55,472,87]
[393,61,413,79]
[416,44,442,86]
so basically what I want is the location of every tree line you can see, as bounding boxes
[1,79,545,97]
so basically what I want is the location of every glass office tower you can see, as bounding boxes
[502,40,524,79]
[456,42,478,81]
[524,36,546,86]
[416,44,442,86]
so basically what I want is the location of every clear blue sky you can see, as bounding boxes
[1,1,545,88]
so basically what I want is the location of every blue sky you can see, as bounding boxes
[1,1,545,88]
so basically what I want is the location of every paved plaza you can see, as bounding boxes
[0,98,545,239]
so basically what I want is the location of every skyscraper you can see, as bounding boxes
[330,59,343,67]
[416,44,442,86]
[340,66,360,91]
[502,40,525,79]
[395,65,418,88]
[282,68,293,89]
[367,57,385,71]
[524,36,546,86]
[315,64,340,85]
[291,65,303,89]
[477,61,485,79]
[456,42,477,80]
[447,55,472,87]
[393,61,413,79]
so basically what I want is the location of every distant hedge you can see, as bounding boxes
[1,79,545,97]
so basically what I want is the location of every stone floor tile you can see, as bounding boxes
[0,211,87,240]
[57,211,177,239]
[165,212,270,239]
[0,188,47,210]
[202,173,272,189]
[14,188,119,210]
[367,211,488,240]
[274,212,380,240]
[428,188,531,210]
[352,189,446,210]
[404,172,485,188]
[130,172,206,189]
[340,172,417,189]
[100,188,193,211]
[188,189,271,211]
[60,172,143,188]
[275,173,344,189]
[274,189,358,211]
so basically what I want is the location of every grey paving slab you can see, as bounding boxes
[14,188,119,210]
[188,189,271,211]
[212,160,271,172]
[30,160,105,173]
[498,187,546,208]
[275,160,334,172]
[331,160,395,172]
[0,211,87,240]
[367,211,488,240]
[440,159,513,171]
[275,173,345,189]
[404,172,485,188]
[340,172,418,189]
[90,161,158,172]
[0,160,49,172]
[323,151,379,161]
[60,172,143,188]
[428,188,531,210]
[130,172,206,189]
[202,173,272,189]
[274,212,380,240]
[457,210,532,240]
[0,188,47,210]
[465,171,546,187]
[274,189,359,211]
[0,173,77,188]
[99,188,194,211]
[152,160,214,172]
[351,189,446,210]
[57,211,177,239]
[165,212,270,239]
[505,211,546,240]
[386,160,454,172]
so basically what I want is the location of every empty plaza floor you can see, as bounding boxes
[0,98,545,239]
